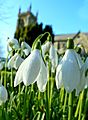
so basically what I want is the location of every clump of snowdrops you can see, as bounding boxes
[0,33,88,120]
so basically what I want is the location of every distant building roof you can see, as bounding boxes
[54,32,88,42]
[54,32,88,54]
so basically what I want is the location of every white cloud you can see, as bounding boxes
[78,0,88,20]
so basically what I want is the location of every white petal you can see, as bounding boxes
[14,59,25,87]
[36,58,47,92]
[55,61,63,89]
[23,49,30,56]
[81,57,88,88]
[22,49,41,86]
[42,41,51,56]
[72,51,84,94]
[8,53,18,68]
[76,69,86,95]
[0,85,8,105]
[49,44,58,72]
[14,54,24,69]
[21,42,31,53]
[76,58,88,94]
[49,44,56,60]
[61,49,80,92]
[74,52,83,69]
[13,44,19,50]
[8,53,24,70]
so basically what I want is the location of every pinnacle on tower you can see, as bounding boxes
[19,7,21,14]
[28,4,32,12]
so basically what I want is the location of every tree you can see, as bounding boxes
[14,22,54,47]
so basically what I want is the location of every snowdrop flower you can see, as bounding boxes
[14,48,47,92]
[55,39,82,93]
[8,53,24,70]
[36,58,47,92]
[75,56,88,96]
[49,44,58,72]
[21,42,31,56]
[77,57,88,91]
[42,41,51,57]
[0,83,8,105]
[7,38,19,51]
[55,60,63,89]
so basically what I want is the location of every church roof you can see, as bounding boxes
[54,32,88,42]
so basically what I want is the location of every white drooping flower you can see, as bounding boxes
[55,60,63,89]
[8,53,24,70]
[7,38,19,51]
[74,53,85,95]
[76,57,88,94]
[55,49,82,93]
[21,42,31,56]
[42,41,51,57]
[14,49,47,92]
[49,44,58,72]
[36,58,47,92]
[0,83,8,105]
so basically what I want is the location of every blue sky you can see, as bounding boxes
[0,0,88,57]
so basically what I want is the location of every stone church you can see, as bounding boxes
[16,6,88,55]
[54,32,88,55]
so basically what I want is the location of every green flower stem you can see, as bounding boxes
[32,32,52,51]
[31,84,34,99]
[4,70,7,88]
[46,82,50,120]
[74,92,82,118]
[1,103,4,120]
[38,91,44,112]
[50,72,55,103]
[63,91,68,120]
[38,91,41,104]
[78,91,84,120]
[4,57,8,88]
[24,85,33,119]
[74,97,80,118]
[18,84,21,111]
[18,84,21,93]
[78,89,87,120]
[1,72,3,84]
[23,86,28,120]
[60,87,65,106]
[11,68,13,90]
[82,96,88,120]
[68,92,73,120]
[46,62,52,120]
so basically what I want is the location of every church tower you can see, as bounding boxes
[16,5,37,29]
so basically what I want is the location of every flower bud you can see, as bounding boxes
[66,38,74,49]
